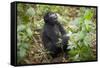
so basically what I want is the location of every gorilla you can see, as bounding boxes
[42,12,69,58]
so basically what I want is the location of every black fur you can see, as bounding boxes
[42,12,69,57]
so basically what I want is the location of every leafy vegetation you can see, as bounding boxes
[17,3,97,64]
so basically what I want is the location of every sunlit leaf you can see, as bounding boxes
[79,31,85,40]
[84,9,93,20]
[26,7,35,17]
[85,20,92,32]
[26,28,33,37]
[17,24,26,32]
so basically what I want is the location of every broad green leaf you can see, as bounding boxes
[26,7,35,17]
[19,48,26,58]
[84,9,93,20]
[85,20,92,32]
[26,28,33,37]
[79,31,85,40]
[17,24,26,32]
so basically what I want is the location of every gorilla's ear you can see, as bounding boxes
[44,12,51,20]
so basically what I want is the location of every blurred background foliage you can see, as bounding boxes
[17,3,97,64]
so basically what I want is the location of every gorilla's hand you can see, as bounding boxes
[62,34,69,52]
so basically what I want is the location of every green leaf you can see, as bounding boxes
[74,54,80,61]
[79,31,85,40]
[21,43,29,49]
[17,43,29,59]
[19,47,26,58]
[26,28,33,37]
[17,24,26,32]
[85,20,92,32]
[69,49,78,57]
[84,9,93,20]
[26,7,35,17]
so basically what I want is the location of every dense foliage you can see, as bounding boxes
[17,3,97,64]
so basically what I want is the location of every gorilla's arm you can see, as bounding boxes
[56,22,69,51]
[43,28,62,56]
[56,22,66,36]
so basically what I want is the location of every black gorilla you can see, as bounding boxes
[42,12,69,58]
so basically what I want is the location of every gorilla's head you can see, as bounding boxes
[44,12,58,25]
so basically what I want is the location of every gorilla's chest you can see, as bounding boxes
[52,25,61,37]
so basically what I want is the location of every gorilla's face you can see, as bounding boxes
[49,13,57,22]
[44,12,58,25]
